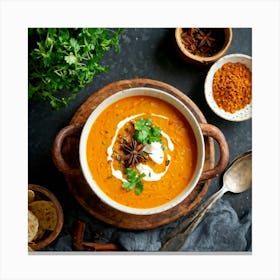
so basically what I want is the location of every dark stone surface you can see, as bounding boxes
[28,28,252,248]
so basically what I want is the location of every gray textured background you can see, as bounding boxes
[28,28,252,251]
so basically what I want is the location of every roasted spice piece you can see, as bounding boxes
[72,220,122,251]
[212,62,252,113]
[181,28,224,57]
[120,137,147,168]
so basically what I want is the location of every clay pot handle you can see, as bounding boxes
[199,123,229,182]
[52,124,83,176]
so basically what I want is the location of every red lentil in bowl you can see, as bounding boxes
[204,54,252,121]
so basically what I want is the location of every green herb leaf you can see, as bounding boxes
[28,28,123,110]
[69,38,80,52]
[134,118,152,130]
[122,168,145,195]
[64,53,77,65]
[133,118,162,144]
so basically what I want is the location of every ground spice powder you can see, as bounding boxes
[212,62,252,113]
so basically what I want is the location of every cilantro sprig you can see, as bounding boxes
[28,28,123,110]
[122,168,145,195]
[133,118,162,144]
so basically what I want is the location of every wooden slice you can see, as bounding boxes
[60,78,215,230]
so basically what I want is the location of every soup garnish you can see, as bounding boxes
[133,118,162,144]
[122,168,145,195]
[114,117,169,195]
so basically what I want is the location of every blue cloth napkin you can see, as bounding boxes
[44,198,251,252]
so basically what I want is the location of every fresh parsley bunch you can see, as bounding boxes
[28,28,123,110]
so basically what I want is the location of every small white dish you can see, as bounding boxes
[204,53,252,121]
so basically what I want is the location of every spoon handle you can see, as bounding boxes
[160,187,227,251]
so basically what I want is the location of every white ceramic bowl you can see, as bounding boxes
[79,88,206,215]
[204,53,252,121]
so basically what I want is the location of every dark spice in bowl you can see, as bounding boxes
[181,28,225,57]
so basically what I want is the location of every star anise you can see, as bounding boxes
[120,137,147,168]
[181,28,219,57]
[197,30,215,48]
[181,32,197,52]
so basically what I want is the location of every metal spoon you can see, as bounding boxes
[160,151,252,251]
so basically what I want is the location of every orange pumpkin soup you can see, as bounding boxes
[86,95,197,209]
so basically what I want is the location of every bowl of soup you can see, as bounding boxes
[53,87,229,215]
[74,88,228,215]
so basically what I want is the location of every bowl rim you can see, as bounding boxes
[79,87,205,215]
[175,27,233,62]
[28,184,64,250]
[204,53,252,122]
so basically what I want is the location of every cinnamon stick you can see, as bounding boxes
[73,220,86,251]
[72,220,123,251]
[82,241,121,251]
